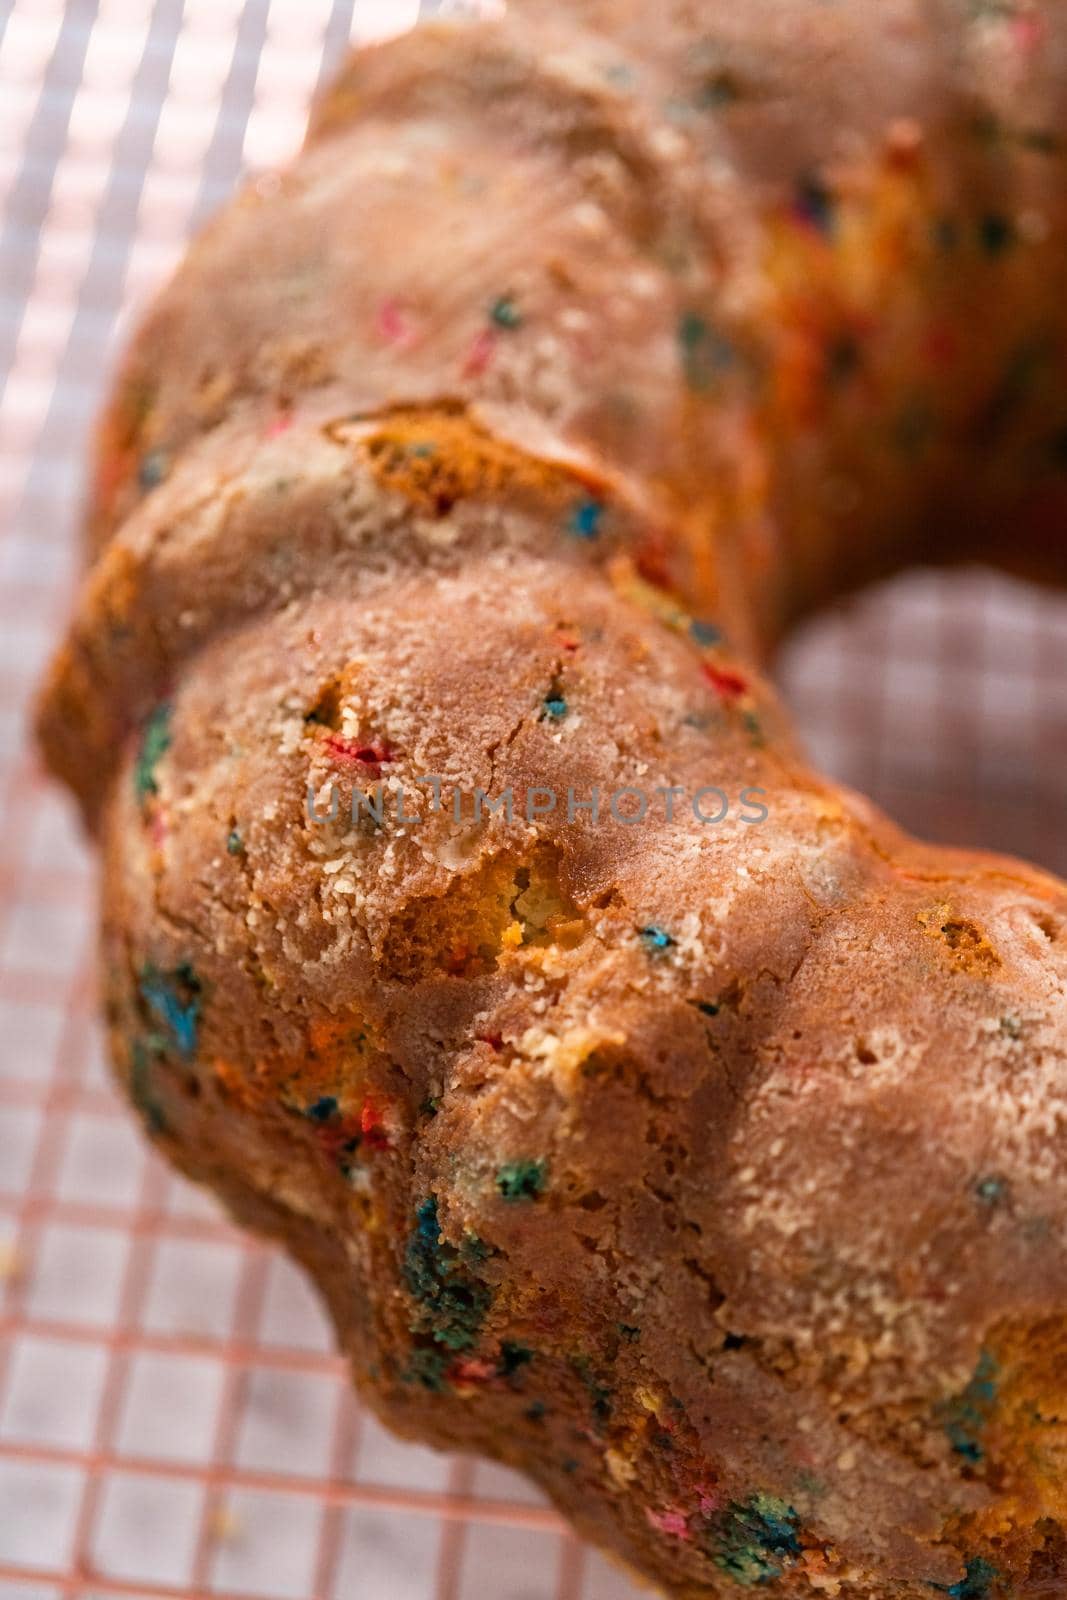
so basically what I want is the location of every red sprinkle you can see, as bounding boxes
[634,532,672,589]
[476,1033,504,1053]
[360,1096,391,1152]
[448,1357,498,1385]
[702,662,749,701]
[324,735,394,775]
[315,1115,362,1163]
[266,410,293,441]
[923,323,960,369]
[463,327,497,379]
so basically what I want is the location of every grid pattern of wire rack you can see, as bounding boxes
[1,2,1066,1597]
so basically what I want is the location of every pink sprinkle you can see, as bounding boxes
[462,327,497,379]
[697,1486,723,1516]
[376,297,418,349]
[646,1508,690,1541]
[1012,12,1045,53]
[266,410,293,440]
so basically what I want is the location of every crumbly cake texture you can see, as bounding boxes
[36,2,1067,1594]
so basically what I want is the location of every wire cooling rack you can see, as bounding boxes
[1,2,1066,1596]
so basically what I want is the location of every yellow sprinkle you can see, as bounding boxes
[605,1448,636,1489]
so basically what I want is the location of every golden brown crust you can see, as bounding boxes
[36,2,1067,1595]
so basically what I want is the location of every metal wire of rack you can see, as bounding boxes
[0,2,1065,1597]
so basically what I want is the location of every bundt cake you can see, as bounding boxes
[37,1,1067,1594]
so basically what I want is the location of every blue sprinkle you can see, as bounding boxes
[933,1557,998,1600]
[542,696,568,721]
[690,619,722,646]
[139,963,200,1059]
[795,173,835,235]
[569,499,604,540]
[415,1196,441,1242]
[942,1350,998,1463]
[638,925,675,954]
[307,1096,339,1123]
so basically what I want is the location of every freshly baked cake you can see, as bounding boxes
[38,2,1067,1594]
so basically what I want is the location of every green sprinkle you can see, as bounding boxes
[706,1494,802,1587]
[404,1197,492,1350]
[490,295,523,330]
[138,450,169,491]
[975,1174,1007,1206]
[226,829,243,855]
[134,703,172,802]
[690,619,722,646]
[403,1347,451,1391]
[678,311,735,392]
[499,1342,534,1376]
[130,1037,167,1135]
[979,213,1015,256]
[743,709,767,747]
[496,1159,548,1203]
[602,63,635,88]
